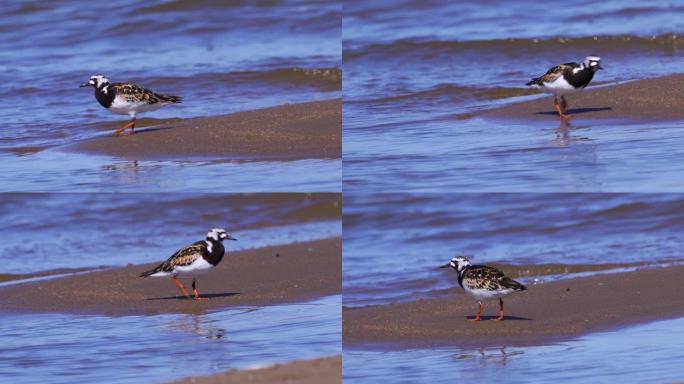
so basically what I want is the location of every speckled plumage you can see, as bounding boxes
[459,265,526,293]
[81,74,181,135]
[525,56,602,119]
[441,255,526,321]
[139,229,236,300]
[140,240,222,277]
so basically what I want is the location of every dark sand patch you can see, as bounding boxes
[66,99,341,160]
[482,74,684,121]
[344,264,684,348]
[0,238,340,316]
[168,356,341,384]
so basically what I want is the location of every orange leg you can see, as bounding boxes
[113,117,136,136]
[172,276,191,299]
[469,301,484,322]
[192,279,208,301]
[554,98,569,120]
[560,96,568,114]
[493,298,505,321]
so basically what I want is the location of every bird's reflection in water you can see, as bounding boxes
[554,118,592,147]
[168,314,227,341]
[102,160,140,184]
[453,346,524,366]
[555,119,572,147]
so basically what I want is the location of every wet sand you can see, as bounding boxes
[66,99,341,160]
[344,264,684,348]
[169,356,341,384]
[482,74,684,121]
[0,238,340,315]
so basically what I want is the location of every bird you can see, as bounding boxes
[139,228,236,301]
[80,74,182,136]
[526,56,603,119]
[441,255,526,321]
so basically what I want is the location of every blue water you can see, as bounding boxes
[0,150,341,192]
[0,294,341,384]
[0,193,341,274]
[344,316,684,383]
[0,0,341,192]
[343,0,684,192]
[343,193,684,307]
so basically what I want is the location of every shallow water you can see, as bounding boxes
[0,294,340,384]
[343,193,684,307]
[0,193,341,274]
[344,316,684,383]
[0,0,341,191]
[343,0,684,192]
[0,150,341,192]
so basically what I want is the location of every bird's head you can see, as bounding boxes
[80,74,110,89]
[206,228,237,242]
[440,255,471,272]
[584,56,603,71]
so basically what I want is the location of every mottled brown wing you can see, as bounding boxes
[463,265,506,289]
[540,64,571,83]
[160,241,207,272]
[111,83,165,104]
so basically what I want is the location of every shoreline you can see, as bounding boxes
[168,356,341,384]
[0,238,341,316]
[64,99,341,161]
[480,73,684,121]
[343,264,684,349]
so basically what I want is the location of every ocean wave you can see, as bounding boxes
[138,67,341,91]
[345,34,684,59]
[349,84,538,105]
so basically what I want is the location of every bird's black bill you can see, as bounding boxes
[439,263,450,269]
[79,83,90,88]
[597,64,604,70]
[226,235,237,241]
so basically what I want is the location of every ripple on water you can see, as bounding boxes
[0,295,341,384]
[344,316,684,383]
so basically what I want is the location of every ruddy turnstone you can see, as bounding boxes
[526,56,603,119]
[80,74,182,135]
[441,256,526,321]
[139,228,236,301]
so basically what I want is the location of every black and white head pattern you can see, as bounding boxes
[583,56,602,71]
[448,255,472,273]
[85,74,110,89]
[206,228,234,242]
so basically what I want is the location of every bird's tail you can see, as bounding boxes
[157,94,182,103]
[503,277,527,291]
[139,264,163,278]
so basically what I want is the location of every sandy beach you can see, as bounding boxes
[65,99,341,160]
[0,238,340,315]
[343,264,684,348]
[168,356,341,384]
[482,74,684,121]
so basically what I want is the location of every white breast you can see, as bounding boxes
[109,97,164,117]
[541,76,581,96]
[463,285,514,301]
[173,257,214,278]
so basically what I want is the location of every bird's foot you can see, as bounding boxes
[491,316,505,322]
[468,317,482,322]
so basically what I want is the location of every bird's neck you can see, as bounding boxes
[204,239,225,266]
[94,85,114,108]
[456,266,470,288]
